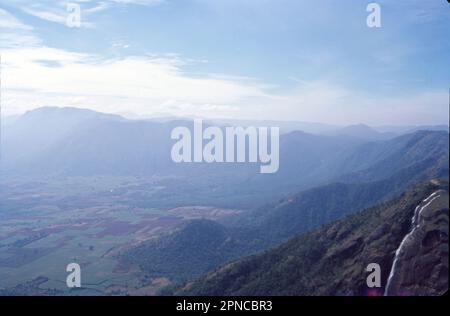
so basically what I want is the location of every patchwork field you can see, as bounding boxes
[0,176,241,295]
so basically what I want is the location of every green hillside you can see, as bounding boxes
[175,180,448,296]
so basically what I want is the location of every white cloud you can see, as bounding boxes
[2,0,164,27]
[18,1,94,28]
[1,46,273,118]
[0,7,272,119]
[20,6,66,24]
[0,6,447,126]
[0,8,41,48]
[0,8,33,30]
[2,46,447,126]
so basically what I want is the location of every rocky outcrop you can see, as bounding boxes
[384,190,448,296]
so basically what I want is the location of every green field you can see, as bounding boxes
[0,176,241,295]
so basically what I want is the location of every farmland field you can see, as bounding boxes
[0,175,241,295]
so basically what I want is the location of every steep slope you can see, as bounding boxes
[175,180,448,296]
[119,164,448,284]
[245,130,449,198]
[338,130,449,184]
[384,186,449,296]
[239,151,449,246]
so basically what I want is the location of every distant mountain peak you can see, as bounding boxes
[22,106,123,120]
[330,123,396,141]
[16,107,126,129]
[341,123,376,132]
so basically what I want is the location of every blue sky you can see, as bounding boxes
[0,0,449,125]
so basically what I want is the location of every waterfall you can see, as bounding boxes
[384,191,440,296]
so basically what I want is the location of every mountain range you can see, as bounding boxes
[1,107,448,296]
[2,107,448,209]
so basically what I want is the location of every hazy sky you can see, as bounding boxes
[0,0,449,125]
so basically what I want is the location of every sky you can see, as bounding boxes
[0,0,449,125]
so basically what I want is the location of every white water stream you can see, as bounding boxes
[384,191,440,296]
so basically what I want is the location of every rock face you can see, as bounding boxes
[384,190,449,296]
[174,180,449,296]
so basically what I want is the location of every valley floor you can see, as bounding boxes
[0,176,241,295]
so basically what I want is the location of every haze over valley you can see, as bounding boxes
[0,107,448,295]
